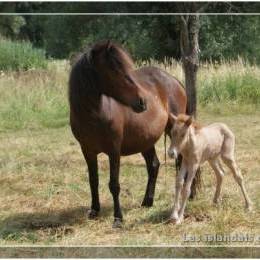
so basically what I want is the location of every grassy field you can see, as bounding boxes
[0,60,259,252]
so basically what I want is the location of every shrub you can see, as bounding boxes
[0,38,47,71]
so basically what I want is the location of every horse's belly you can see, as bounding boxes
[121,135,161,155]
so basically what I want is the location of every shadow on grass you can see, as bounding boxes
[133,208,172,226]
[0,205,117,240]
[134,206,212,227]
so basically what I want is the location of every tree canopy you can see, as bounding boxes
[0,2,259,63]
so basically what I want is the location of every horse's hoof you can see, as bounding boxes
[112,218,123,229]
[87,209,99,219]
[141,198,153,207]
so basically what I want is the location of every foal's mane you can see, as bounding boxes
[177,114,202,131]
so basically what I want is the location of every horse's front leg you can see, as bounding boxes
[141,146,160,207]
[109,152,123,228]
[81,147,100,219]
[177,163,199,224]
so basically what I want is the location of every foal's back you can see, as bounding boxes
[198,123,235,162]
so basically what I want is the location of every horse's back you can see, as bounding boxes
[136,66,187,115]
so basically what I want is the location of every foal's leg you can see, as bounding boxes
[177,154,199,200]
[141,146,160,207]
[209,158,224,204]
[177,164,199,224]
[170,162,186,222]
[222,156,252,211]
[108,153,123,228]
[81,148,100,219]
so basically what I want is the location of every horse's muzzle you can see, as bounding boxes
[132,98,147,113]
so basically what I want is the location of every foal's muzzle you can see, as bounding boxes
[132,98,147,113]
[168,148,178,159]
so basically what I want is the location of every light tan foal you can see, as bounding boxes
[168,113,252,224]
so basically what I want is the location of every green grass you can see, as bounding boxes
[0,38,47,71]
[198,62,260,106]
[0,61,68,132]
[0,59,259,132]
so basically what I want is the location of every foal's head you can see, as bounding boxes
[168,114,193,158]
[90,41,147,113]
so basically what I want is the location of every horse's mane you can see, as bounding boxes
[91,41,135,72]
[69,41,135,115]
[68,49,99,116]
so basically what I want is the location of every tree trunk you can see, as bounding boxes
[180,13,201,199]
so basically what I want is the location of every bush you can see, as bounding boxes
[0,38,47,71]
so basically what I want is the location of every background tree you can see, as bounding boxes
[0,2,259,63]
[178,3,201,198]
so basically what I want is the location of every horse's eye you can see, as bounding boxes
[125,75,134,84]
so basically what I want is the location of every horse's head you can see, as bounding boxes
[90,41,147,113]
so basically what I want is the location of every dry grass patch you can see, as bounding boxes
[0,110,259,246]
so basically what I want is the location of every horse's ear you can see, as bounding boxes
[169,113,177,124]
[106,40,112,52]
[185,116,193,127]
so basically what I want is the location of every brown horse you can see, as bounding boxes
[69,41,187,228]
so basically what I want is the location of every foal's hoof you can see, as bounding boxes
[87,209,99,219]
[112,218,123,229]
[167,216,183,225]
[246,204,253,212]
[141,198,153,207]
[213,199,222,206]
[167,217,178,225]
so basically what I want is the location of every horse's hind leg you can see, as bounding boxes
[222,155,252,211]
[81,147,100,219]
[209,158,224,204]
[141,146,160,207]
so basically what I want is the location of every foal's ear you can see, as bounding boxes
[169,113,177,124]
[185,116,193,127]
